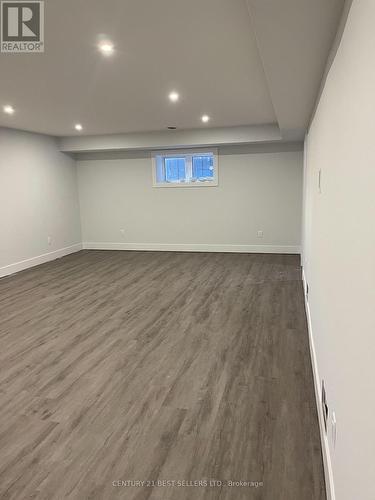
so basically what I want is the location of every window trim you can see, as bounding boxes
[152,148,218,188]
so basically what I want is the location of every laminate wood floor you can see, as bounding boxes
[0,251,325,500]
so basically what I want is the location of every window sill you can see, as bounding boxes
[152,181,218,188]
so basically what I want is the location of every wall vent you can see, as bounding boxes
[321,380,329,432]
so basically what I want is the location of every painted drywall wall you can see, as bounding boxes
[0,127,82,275]
[302,1,375,499]
[77,148,303,252]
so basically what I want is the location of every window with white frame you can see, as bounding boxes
[152,149,218,187]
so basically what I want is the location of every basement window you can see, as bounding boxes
[152,149,218,187]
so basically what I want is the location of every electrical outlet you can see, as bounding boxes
[120,228,125,237]
[47,236,52,246]
[257,230,263,238]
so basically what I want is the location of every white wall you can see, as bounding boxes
[77,148,303,253]
[303,1,375,499]
[0,127,82,276]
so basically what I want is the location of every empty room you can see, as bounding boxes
[0,0,374,499]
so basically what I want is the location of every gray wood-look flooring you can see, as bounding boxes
[0,250,325,500]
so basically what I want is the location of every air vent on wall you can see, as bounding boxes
[321,380,329,432]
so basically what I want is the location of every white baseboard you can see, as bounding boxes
[0,243,82,278]
[302,269,335,500]
[82,242,301,254]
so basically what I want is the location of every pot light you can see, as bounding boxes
[75,123,83,131]
[3,105,15,115]
[201,114,210,123]
[168,91,179,103]
[98,41,114,56]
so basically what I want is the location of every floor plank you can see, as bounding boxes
[0,251,325,499]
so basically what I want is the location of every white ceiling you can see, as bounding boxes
[247,0,346,140]
[0,0,345,140]
[0,0,276,136]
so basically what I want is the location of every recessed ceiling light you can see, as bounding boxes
[201,114,210,123]
[3,104,15,115]
[168,91,179,103]
[98,41,114,56]
[75,123,83,131]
